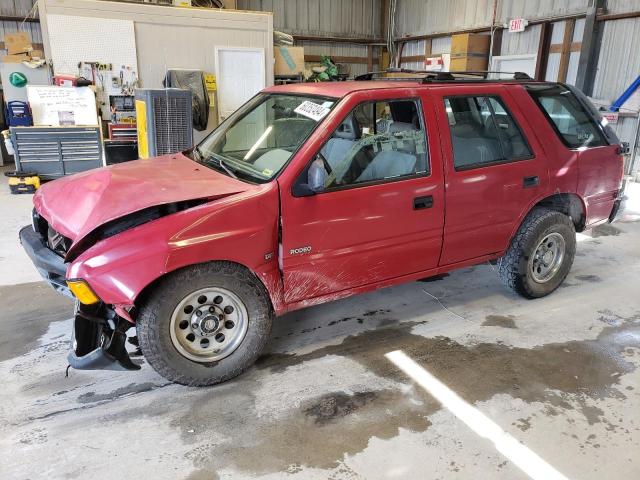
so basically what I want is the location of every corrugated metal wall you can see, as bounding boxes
[236,0,381,78]
[496,0,588,24]
[593,18,640,101]
[592,15,640,175]
[393,0,640,175]
[394,0,590,37]
[237,0,381,38]
[607,0,640,14]
[395,0,493,37]
[500,24,541,55]
[0,1,41,53]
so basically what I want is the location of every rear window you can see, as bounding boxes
[526,84,607,149]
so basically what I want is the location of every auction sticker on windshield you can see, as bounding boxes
[294,101,331,121]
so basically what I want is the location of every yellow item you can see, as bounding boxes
[67,280,100,305]
[204,73,217,91]
[135,99,149,159]
[7,173,40,194]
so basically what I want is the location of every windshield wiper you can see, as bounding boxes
[209,153,238,179]
[192,145,204,161]
[192,147,238,180]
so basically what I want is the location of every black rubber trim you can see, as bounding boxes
[609,197,624,223]
[19,225,65,276]
[19,225,70,296]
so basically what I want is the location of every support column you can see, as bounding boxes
[575,0,606,93]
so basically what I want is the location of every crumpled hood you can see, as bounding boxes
[34,153,249,243]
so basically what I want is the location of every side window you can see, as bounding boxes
[527,85,607,148]
[317,99,429,189]
[445,95,532,171]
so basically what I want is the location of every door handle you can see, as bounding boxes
[523,175,539,188]
[413,195,433,210]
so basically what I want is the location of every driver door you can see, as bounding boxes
[278,91,445,304]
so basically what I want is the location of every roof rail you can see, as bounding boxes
[354,68,430,81]
[354,69,533,83]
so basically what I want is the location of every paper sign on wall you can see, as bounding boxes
[27,85,99,126]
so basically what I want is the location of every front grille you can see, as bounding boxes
[47,226,72,258]
[33,209,71,257]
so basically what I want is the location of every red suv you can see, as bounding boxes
[21,72,625,386]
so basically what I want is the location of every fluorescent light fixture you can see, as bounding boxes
[385,350,569,480]
[244,125,273,160]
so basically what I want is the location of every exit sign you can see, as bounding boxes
[509,18,528,32]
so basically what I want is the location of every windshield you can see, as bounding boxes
[192,93,336,182]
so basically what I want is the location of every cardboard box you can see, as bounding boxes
[275,46,304,75]
[451,33,490,55]
[2,53,29,64]
[4,32,32,55]
[449,55,488,72]
[385,72,418,78]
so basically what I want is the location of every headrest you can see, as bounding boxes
[334,115,360,140]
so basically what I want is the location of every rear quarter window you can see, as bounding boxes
[526,84,607,149]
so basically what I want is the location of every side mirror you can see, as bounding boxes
[617,142,630,155]
[293,157,328,197]
[307,158,326,193]
[292,182,316,197]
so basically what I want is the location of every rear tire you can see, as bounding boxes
[137,262,273,386]
[498,207,576,298]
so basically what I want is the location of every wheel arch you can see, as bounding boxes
[531,192,586,232]
[503,192,585,254]
[134,260,281,317]
[513,192,585,237]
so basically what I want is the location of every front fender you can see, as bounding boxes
[68,183,285,315]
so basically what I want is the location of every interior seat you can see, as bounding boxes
[450,119,502,168]
[321,115,360,181]
[356,150,416,182]
[356,121,418,182]
[252,148,291,174]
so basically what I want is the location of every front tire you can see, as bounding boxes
[137,262,273,386]
[499,207,576,298]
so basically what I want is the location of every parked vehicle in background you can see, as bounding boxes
[21,71,625,386]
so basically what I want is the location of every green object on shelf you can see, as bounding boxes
[9,71,27,88]
[309,56,339,83]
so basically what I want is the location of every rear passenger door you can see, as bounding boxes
[432,85,549,265]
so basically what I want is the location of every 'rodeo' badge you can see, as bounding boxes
[289,246,312,255]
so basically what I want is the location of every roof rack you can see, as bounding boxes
[354,69,533,83]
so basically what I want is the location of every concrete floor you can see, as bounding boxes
[1,167,640,479]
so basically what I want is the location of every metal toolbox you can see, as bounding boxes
[11,126,104,179]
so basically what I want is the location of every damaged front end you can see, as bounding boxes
[69,302,140,371]
[21,211,141,372]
